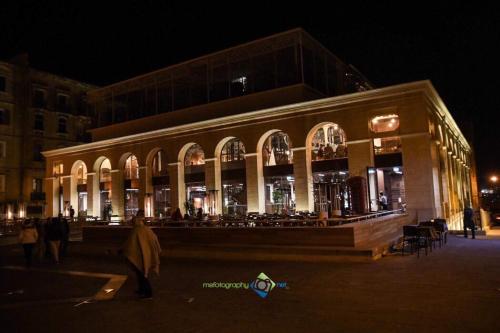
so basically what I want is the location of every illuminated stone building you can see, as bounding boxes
[0,55,95,219]
[42,29,476,230]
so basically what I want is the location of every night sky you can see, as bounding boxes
[1,2,498,186]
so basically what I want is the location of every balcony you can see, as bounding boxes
[30,192,46,201]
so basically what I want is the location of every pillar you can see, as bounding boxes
[401,134,439,222]
[138,166,148,215]
[169,162,183,214]
[62,176,71,216]
[245,153,264,213]
[86,173,98,217]
[293,147,314,212]
[44,177,59,218]
[111,169,124,220]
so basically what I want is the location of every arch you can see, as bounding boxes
[71,160,87,176]
[93,156,111,173]
[70,160,88,217]
[146,147,164,168]
[216,137,246,163]
[258,130,293,166]
[123,154,139,180]
[215,136,236,159]
[306,122,349,215]
[118,152,141,170]
[183,143,205,166]
[71,160,88,186]
[306,122,348,161]
[215,137,247,216]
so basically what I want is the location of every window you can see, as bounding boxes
[57,117,67,133]
[221,138,245,163]
[0,108,10,125]
[33,89,46,108]
[0,76,6,92]
[0,141,5,158]
[263,132,292,166]
[32,178,43,193]
[184,144,205,166]
[0,174,5,192]
[124,155,139,180]
[57,94,69,112]
[373,137,402,155]
[33,144,44,161]
[370,115,400,133]
[53,162,63,176]
[34,114,44,130]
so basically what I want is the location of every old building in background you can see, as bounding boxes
[0,55,96,219]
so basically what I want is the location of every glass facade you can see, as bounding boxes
[221,138,246,216]
[264,176,295,214]
[184,144,205,216]
[124,155,139,221]
[91,30,372,128]
[151,150,170,218]
[313,172,349,216]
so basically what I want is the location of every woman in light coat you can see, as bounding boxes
[19,219,38,267]
[123,210,161,299]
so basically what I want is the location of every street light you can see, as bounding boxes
[490,175,498,183]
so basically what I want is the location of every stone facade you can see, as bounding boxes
[43,81,476,229]
[0,56,96,219]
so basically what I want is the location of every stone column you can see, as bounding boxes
[245,153,264,213]
[169,162,183,214]
[401,134,439,222]
[138,166,148,215]
[62,176,71,216]
[44,177,59,218]
[86,173,97,217]
[347,140,374,212]
[293,147,313,212]
[204,158,222,215]
[111,169,125,221]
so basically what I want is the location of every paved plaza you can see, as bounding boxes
[1,234,500,333]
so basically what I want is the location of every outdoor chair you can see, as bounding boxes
[433,218,448,244]
[402,225,419,256]
[419,221,443,248]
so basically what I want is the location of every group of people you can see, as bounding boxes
[170,207,204,221]
[18,213,70,267]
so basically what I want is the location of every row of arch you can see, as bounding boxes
[70,122,349,181]
[64,122,350,219]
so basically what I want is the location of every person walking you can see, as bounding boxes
[18,219,38,268]
[463,206,475,239]
[123,209,161,299]
[46,217,63,264]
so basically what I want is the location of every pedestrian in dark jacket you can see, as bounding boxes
[46,217,63,263]
[463,206,475,239]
